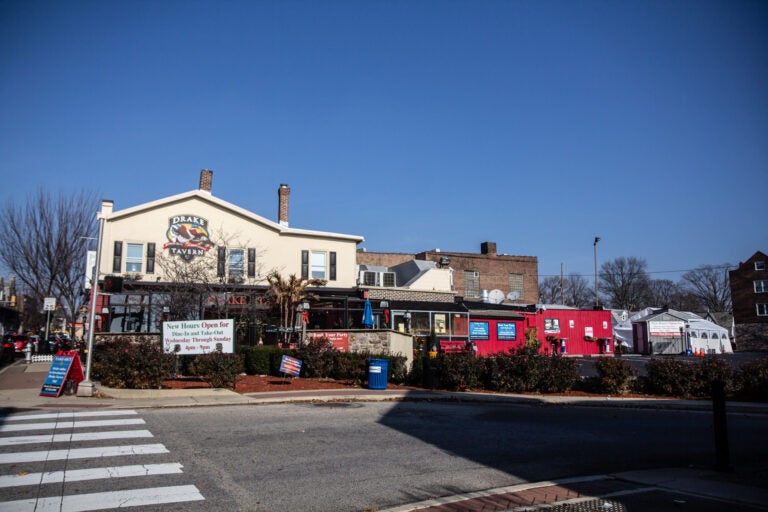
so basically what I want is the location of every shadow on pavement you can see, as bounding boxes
[376,389,768,511]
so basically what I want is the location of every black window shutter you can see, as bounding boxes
[330,251,337,281]
[248,248,256,277]
[146,243,156,274]
[301,250,309,279]
[113,241,123,273]
[217,247,226,278]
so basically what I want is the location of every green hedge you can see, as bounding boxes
[236,341,407,385]
[593,357,637,395]
[93,336,768,401]
[91,337,176,389]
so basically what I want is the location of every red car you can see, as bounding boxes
[7,334,30,354]
[1,338,13,363]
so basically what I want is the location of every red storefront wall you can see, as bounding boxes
[528,309,613,356]
[469,317,527,356]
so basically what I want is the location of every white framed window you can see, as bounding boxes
[229,249,244,276]
[126,243,143,273]
[464,270,480,298]
[756,261,766,271]
[754,280,768,293]
[757,303,768,316]
[311,251,327,279]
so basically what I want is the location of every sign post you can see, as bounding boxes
[43,297,56,341]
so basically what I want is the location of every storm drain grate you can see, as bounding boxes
[517,499,628,512]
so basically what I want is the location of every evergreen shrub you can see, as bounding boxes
[91,337,176,389]
[644,357,696,397]
[691,355,736,398]
[483,346,543,393]
[738,356,768,401]
[189,352,245,390]
[539,355,580,393]
[593,357,637,395]
[438,352,482,391]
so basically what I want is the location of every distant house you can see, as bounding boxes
[357,241,539,305]
[729,251,768,351]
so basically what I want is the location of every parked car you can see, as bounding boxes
[1,337,14,363]
[8,334,30,354]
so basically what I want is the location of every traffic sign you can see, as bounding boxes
[44,297,56,311]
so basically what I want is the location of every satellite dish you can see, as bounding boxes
[489,289,505,304]
[507,291,521,301]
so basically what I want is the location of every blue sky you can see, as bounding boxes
[2,0,766,281]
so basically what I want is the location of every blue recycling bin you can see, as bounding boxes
[367,358,389,390]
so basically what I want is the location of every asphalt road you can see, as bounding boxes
[115,400,768,511]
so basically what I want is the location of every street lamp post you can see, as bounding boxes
[77,211,105,397]
[593,237,601,308]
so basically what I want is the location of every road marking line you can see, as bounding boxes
[0,462,184,488]
[0,443,169,464]
[0,429,154,447]
[0,484,205,511]
[1,410,139,422]
[0,418,145,433]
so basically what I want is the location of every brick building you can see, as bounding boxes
[357,242,539,304]
[729,250,768,351]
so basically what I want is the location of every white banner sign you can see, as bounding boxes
[649,321,685,337]
[162,319,234,355]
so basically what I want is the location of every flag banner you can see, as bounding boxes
[279,355,302,377]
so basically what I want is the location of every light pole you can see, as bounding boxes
[77,211,105,397]
[593,237,600,308]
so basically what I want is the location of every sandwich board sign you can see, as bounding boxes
[40,353,84,397]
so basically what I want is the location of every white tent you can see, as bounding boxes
[687,318,733,354]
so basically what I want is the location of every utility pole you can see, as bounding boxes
[593,237,600,308]
[77,210,105,397]
[560,263,565,305]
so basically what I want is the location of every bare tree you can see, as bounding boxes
[152,227,267,328]
[647,279,680,308]
[599,257,651,310]
[566,274,594,308]
[538,276,562,304]
[0,189,99,334]
[539,274,592,308]
[681,264,732,312]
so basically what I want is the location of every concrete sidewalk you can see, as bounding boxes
[2,358,768,512]
[2,358,768,413]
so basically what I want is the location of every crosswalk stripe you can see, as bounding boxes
[1,410,139,422]
[0,484,205,511]
[0,443,169,464]
[0,418,145,433]
[0,429,154,447]
[0,462,185,488]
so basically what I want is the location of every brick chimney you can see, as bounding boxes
[481,241,497,255]
[278,184,290,226]
[199,169,213,192]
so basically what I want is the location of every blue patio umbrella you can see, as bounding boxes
[362,299,374,328]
